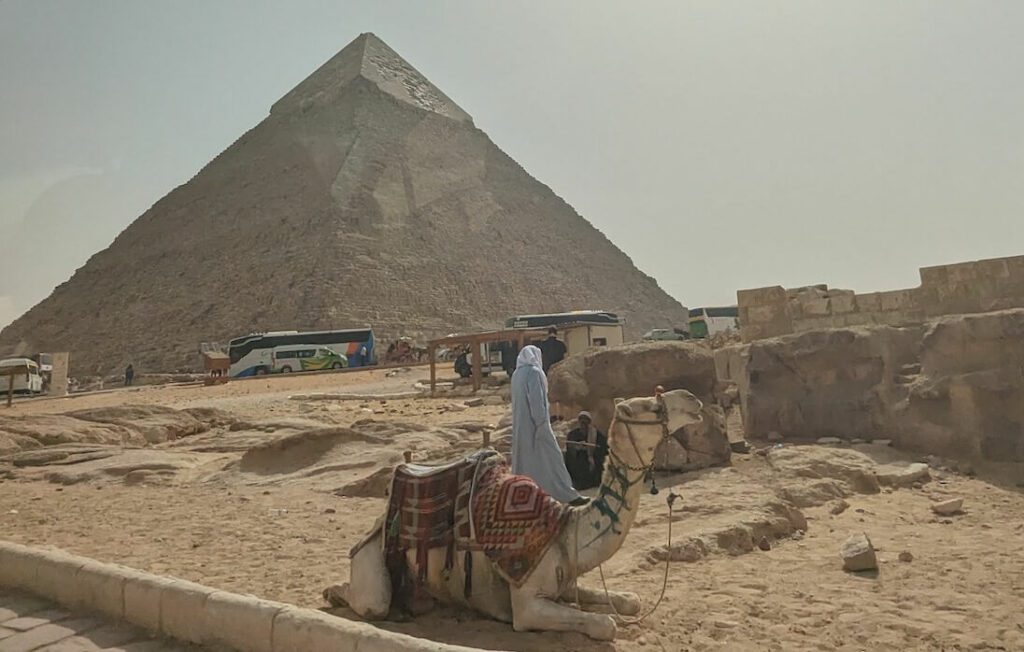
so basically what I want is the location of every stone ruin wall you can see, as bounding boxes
[738,255,1024,342]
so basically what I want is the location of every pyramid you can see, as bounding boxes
[0,33,689,374]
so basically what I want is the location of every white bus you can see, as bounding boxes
[0,358,44,395]
[227,329,376,377]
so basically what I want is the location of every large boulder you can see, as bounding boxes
[547,341,728,471]
[731,326,921,440]
[547,341,716,431]
[894,310,1024,461]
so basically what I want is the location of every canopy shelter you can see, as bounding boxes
[427,328,549,395]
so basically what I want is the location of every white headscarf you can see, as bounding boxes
[516,345,543,371]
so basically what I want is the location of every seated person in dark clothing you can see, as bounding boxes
[563,411,608,490]
[536,327,567,373]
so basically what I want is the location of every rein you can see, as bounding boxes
[572,389,681,625]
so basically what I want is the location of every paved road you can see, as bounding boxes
[0,591,205,652]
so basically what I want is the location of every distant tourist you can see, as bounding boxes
[510,345,587,506]
[537,327,567,373]
[563,411,608,490]
[124,364,134,387]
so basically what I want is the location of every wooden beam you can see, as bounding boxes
[6,372,12,408]
[429,345,437,397]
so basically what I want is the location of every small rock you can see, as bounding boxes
[828,499,850,516]
[840,532,878,572]
[876,463,930,488]
[767,432,784,442]
[931,497,964,516]
[912,482,923,490]
[323,507,336,514]
[817,437,843,445]
[791,530,805,540]
[851,439,866,445]
[758,536,771,551]
[898,551,913,563]
[464,398,485,408]
[730,440,751,454]
[872,439,893,447]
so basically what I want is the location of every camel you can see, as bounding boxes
[326,389,704,640]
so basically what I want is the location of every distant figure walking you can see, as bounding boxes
[124,364,134,387]
[510,346,587,506]
[536,327,567,373]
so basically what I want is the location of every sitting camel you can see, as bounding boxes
[327,389,703,640]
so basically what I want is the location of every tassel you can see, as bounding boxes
[647,470,660,495]
[463,551,473,600]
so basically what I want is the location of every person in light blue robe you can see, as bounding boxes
[510,346,586,505]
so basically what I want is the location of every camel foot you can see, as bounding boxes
[586,614,617,641]
[612,591,641,616]
[322,583,349,608]
[408,592,436,616]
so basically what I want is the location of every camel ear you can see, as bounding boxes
[617,402,634,418]
[613,397,625,405]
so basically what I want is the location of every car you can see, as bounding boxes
[642,328,689,341]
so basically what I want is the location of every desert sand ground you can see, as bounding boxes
[2,369,1023,651]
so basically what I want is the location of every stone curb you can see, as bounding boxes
[0,540,498,652]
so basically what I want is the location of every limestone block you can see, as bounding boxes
[737,286,787,307]
[802,298,831,316]
[831,294,856,314]
[34,550,87,606]
[159,578,214,644]
[0,542,39,590]
[203,591,283,652]
[856,292,881,312]
[123,574,177,633]
[271,608,362,652]
[70,561,128,619]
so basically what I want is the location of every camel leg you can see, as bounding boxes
[511,587,617,640]
[560,585,641,616]
[324,529,391,619]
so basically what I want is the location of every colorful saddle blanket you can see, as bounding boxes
[363,449,569,596]
[461,458,569,587]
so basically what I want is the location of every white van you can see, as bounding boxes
[270,346,348,373]
[0,358,44,395]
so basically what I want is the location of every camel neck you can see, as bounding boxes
[569,443,648,573]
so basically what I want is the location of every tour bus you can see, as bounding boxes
[227,328,375,377]
[688,306,739,339]
[0,358,44,395]
[455,311,625,377]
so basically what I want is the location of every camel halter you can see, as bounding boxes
[607,387,672,495]
[573,386,682,625]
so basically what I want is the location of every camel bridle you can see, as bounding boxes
[607,393,672,493]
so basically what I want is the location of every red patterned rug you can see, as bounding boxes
[462,458,569,587]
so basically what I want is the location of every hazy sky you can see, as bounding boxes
[2,1,1023,329]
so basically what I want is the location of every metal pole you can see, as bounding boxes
[6,372,13,408]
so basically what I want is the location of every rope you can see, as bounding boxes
[571,493,676,625]
[569,396,678,625]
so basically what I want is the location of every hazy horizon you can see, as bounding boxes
[2,1,1023,330]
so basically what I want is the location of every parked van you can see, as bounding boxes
[270,346,348,373]
[0,358,44,395]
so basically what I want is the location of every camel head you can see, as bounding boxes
[612,389,704,466]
